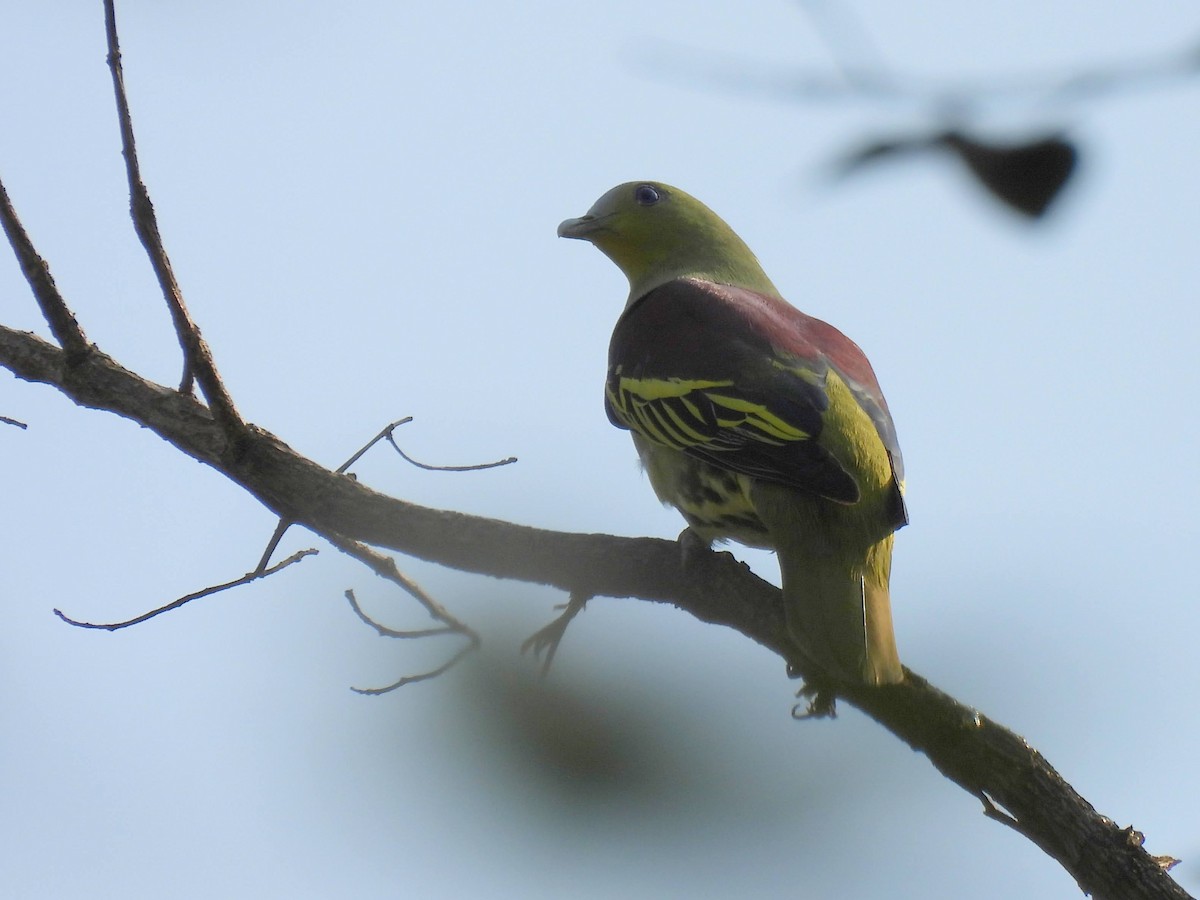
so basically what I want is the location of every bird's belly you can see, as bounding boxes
[632,436,774,549]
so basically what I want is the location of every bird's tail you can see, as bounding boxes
[778,535,903,686]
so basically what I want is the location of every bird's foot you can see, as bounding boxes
[520,591,591,676]
[787,666,838,719]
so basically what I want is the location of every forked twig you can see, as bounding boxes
[254,417,514,572]
[326,533,477,637]
[53,549,317,630]
[327,533,480,694]
[102,0,242,430]
[253,421,412,573]
[345,589,477,693]
[249,420,497,693]
[339,418,413,473]
[381,419,517,472]
[254,517,296,576]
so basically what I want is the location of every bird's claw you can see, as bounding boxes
[790,677,838,720]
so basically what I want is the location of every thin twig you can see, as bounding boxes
[0,178,89,360]
[338,418,413,473]
[254,517,294,575]
[102,0,243,431]
[1,415,29,429]
[327,533,477,639]
[254,418,513,574]
[385,426,517,472]
[351,641,479,695]
[53,548,317,630]
[327,533,480,693]
[345,589,456,639]
[341,416,518,473]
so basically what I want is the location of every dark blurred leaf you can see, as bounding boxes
[832,129,1078,219]
[939,131,1078,218]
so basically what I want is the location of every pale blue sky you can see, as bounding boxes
[3,2,1198,898]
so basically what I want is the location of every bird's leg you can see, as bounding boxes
[520,591,591,676]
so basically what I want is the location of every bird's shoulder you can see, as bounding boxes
[611,278,879,391]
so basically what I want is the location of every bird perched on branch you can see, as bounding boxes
[558,181,906,685]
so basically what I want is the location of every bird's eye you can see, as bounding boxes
[634,184,661,206]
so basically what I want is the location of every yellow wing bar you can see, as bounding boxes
[607,375,812,453]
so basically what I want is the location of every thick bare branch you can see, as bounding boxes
[0,324,1189,900]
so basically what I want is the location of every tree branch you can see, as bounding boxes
[0,324,1189,899]
[102,0,243,430]
[0,178,89,359]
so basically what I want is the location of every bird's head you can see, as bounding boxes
[558,181,779,303]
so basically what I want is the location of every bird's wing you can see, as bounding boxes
[606,278,904,516]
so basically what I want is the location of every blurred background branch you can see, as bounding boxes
[642,0,1200,219]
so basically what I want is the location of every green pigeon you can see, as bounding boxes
[558,181,906,685]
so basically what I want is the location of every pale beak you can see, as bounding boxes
[557,215,601,240]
